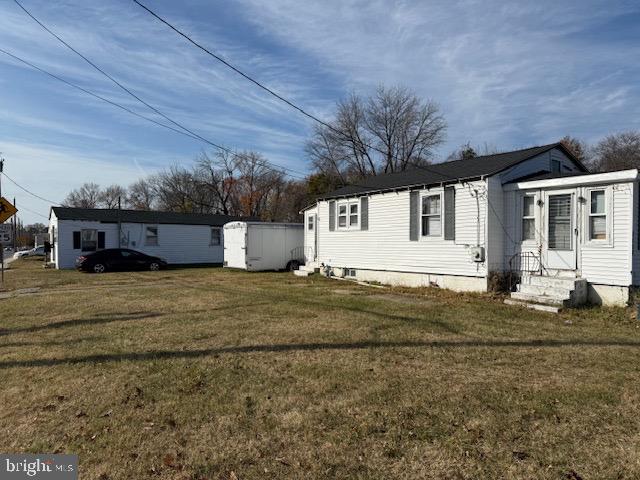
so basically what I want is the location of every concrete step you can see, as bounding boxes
[299,264,319,273]
[293,269,312,277]
[504,298,561,313]
[509,291,567,307]
[521,274,582,290]
[517,283,572,298]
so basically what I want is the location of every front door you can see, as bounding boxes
[544,190,577,271]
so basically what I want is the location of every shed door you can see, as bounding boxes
[545,191,577,270]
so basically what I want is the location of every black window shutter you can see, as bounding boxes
[98,231,106,249]
[444,187,456,241]
[329,201,336,231]
[409,191,419,241]
[73,231,81,249]
[360,197,369,231]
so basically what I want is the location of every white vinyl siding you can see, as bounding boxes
[581,184,632,286]
[313,181,487,278]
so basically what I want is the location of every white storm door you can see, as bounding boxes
[545,190,576,270]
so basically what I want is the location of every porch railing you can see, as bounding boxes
[507,251,545,291]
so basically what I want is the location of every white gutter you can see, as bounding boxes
[504,169,639,191]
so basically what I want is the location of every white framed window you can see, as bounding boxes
[338,204,347,228]
[349,203,359,227]
[210,227,221,246]
[337,201,359,229]
[145,225,158,246]
[421,194,441,237]
[588,189,607,241]
[522,195,535,242]
[307,215,314,231]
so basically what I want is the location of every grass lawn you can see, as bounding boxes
[1,258,640,479]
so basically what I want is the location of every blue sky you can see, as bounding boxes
[1,0,639,224]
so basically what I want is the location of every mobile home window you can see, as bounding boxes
[145,226,158,246]
[522,196,535,241]
[589,190,607,240]
[210,227,221,246]
[421,194,441,236]
[81,229,97,252]
[338,204,347,228]
[308,215,314,230]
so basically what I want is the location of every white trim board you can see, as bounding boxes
[505,169,638,191]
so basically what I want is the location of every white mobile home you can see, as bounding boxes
[223,221,304,271]
[48,207,244,269]
[300,143,640,308]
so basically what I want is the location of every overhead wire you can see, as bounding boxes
[12,0,307,180]
[1,171,61,205]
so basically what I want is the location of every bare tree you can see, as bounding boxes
[62,182,102,208]
[232,151,285,218]
[560,135,589,165]
[590,131,640,172]
[151,167,202,213]
[194,150,239,215]
[127,179,156,210]
[100,184,127,209]
[307,85,446,180]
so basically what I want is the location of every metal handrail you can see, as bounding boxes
[507,251,545,291]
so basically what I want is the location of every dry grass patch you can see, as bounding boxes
[1,258,640,479]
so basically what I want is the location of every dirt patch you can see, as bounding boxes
[0,287,41,300]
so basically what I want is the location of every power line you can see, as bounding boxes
[12,0,307,180]
[131,0,455,184]
[0,48,306,181]
[0,48,206,143]
[1,171,61,205]
[14,203,50,221]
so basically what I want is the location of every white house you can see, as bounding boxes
[48,207,245,269]
[299,143,640,308]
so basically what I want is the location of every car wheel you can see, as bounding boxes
[93,263,106,274]
[149,262,160,271]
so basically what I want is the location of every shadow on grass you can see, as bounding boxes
[0,312,162,337]
[2,338,640,369]
[0,301,274,338]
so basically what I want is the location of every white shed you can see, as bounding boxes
[223,221,304,271]
[48,207,245,269]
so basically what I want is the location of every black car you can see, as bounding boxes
[76,248,167,273]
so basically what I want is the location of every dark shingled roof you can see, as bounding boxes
[51,207,247,226]
[318,143,586,200]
